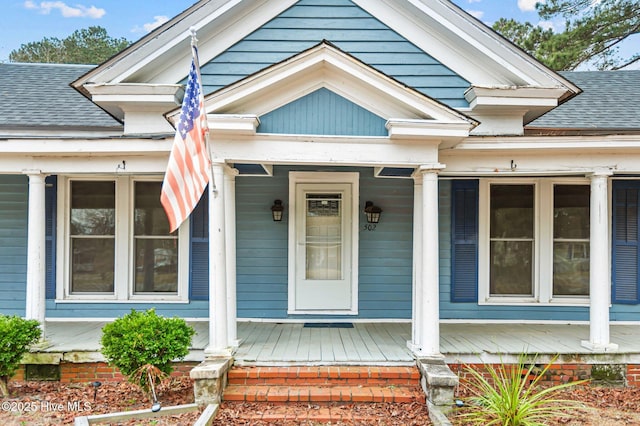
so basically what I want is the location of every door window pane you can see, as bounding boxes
[553,185,590,296]
[489,185,534,296]
[70,181,115,293]
[134,182,178,293]
[305,194,342,280]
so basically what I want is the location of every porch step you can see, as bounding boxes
[223,366,425,404]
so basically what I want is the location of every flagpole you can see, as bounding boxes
[190,28,229,354]
[190,27,217,196]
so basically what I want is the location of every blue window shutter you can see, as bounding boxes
[190,189,209,300]
[451,180,478,302]
[45,175,57,299]
[612,181,640,304]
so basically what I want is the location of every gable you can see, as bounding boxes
[257,88,388,136]
[75,0,579,136]
[193,42,476,142]
[200,0,470,108]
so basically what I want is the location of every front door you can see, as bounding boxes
[293,181,354,312]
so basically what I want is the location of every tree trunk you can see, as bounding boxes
[0,375,8,397]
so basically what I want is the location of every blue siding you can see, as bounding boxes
[199,0,469,108]
[0,175,28,316]
[45,301,208,319]
[438,180,590,321]
[235,165,413,319]
[258,88,388,136]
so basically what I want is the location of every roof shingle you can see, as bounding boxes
[0,62,121,130]
[529,70,640,130]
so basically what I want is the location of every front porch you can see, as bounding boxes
[34,321,640,366]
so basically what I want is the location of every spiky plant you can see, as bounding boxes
[456,354,589,426]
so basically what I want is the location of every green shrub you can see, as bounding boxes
[0,315,41,396]
[455,354,589,426]
[100,309,195,392]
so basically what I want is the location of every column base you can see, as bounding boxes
[190,356,234,406]
[416,357,458,406]
[203,346,234,357]
[581,340,619,352]
[407,341,443,359]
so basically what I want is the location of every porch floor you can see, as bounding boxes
[38,321,640,365]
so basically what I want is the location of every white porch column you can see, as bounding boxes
[206,161,230,356]
[416,164,445,356]
[224,166,239,347]
[409,175,423,351]
[582,170,618,351]
[24,171,47,327]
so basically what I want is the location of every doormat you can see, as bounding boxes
[303,322,354,328]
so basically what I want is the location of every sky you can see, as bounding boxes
[0,0,635,68]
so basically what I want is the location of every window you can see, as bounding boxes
[479,179,590,304]
[59,177,189,301]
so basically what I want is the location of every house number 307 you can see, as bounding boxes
[363,224,377,231]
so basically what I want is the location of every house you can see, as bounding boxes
[2,0,640,392]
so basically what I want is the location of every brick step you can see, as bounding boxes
[219,401,431,424]
[223,384,425,403]
[227,366,421,386]
[223,366,425,404]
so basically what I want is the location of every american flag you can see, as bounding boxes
[161,46,210,232]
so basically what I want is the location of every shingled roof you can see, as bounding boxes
[528,70,640,133]
[0,63,637,136]
[0,62,122,132]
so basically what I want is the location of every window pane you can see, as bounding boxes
[133,181,178,293]
[554,185,590,239]
[306,195,342,280]
[134,239,178,292]
[490,240,533,296]
[553,185,590,296]
[490,185,534,238]
[553,242,589,296]
[135,181,173,236]
[71,238,114,292]
[71,181,115,235]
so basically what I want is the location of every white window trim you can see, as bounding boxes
[55,175,190,303]
[478,178,590,306]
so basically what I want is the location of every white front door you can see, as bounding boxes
[289,172,358,314]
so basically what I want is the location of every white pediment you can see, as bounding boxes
[167,41,476,140]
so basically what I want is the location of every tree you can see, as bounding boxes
[9,26,130,64]
[493,0,640,70]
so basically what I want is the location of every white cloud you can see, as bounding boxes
[537,20,555,31]
[467,9,485,19]
[24,1,105,18]
[518,0,544,12]
[467,0,482,3]
[131,15,169,34]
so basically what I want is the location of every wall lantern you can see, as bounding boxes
[271,199,284,222]
[364,201,382,224]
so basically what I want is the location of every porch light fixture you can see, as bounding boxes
[271,199,284,222]
[364,201,382,224]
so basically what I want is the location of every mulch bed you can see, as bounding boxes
[2,378,640,425]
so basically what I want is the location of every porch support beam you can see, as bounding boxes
[24,171,47,329]
[582,170,618,352]
[205,161,231,356]
[410,176,424,350]
[224,166,239,347]
[413,164,445,357]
